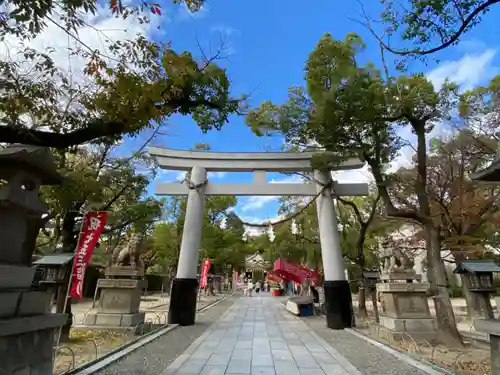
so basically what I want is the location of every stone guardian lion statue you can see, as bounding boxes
[110,233,144,269]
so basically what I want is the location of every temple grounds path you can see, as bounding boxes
[157,294,431,375]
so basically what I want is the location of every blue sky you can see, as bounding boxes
[112,1,500,230]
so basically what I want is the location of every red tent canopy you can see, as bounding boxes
[298,265,319,283]
[273,259,302,283]
[273,259,319,284]
[266,271,283,282]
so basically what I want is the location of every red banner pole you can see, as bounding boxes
[53,211,108,355]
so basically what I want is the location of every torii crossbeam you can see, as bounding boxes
[149,147,369,197]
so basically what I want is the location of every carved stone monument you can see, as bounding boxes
[0,145,66,375]
[85,233,148,328]
[376,240,437,340]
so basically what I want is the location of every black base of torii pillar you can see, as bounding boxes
[168,278,198,326]
[323,280,354,329]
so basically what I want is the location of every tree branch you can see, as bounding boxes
[359,0,500,57]
[0,98,234,149]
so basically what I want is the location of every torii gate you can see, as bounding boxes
[148,147,369,330]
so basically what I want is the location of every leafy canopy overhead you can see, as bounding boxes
[0,0,243,148]
[1,0,203,38]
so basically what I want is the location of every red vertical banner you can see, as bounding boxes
[69,211,108,299]
[200,259,211,289]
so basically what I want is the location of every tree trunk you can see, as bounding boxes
[358,284,368,321]
[460,276,482,318]
[427,226,464,348]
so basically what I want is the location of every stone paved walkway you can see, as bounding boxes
[161,295,366,375]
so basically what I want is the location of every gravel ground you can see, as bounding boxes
[301,316,429,375]
[91,296,237,375]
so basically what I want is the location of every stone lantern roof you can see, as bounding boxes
[0,144,62,185]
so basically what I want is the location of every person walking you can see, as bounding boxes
[255,280,261,294]
[247,280,254,297]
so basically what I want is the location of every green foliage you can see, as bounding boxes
[146,195,253,274]
[1,0,205,38]
[0,2,241,148]
[37,145,163,254]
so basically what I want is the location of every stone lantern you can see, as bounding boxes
[0,144,66,375]
[454,260,500,320]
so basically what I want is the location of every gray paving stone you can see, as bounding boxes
[271,349,294,363]
[251,354,274,367]
[292,353,319,368]
[226,358,252,374]
[251,366,276,375]
[252,346,271,355]
[298,369,326,375]
[199,366,227,375]
[274,361,301,375]
[270,341,288,350]
[232,349,252,360]
[206,353,231,366]
[318,363,349,375]
[191,349,214,360]
[236,341,253,350]
[177,359,207,374]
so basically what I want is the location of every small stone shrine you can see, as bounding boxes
[85,233,148,328]
[0,145,66,375]
[454,260,500,319]
[376,240,437,340]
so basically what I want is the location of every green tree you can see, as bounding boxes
[0,0,242,148]
[246,33,464,347]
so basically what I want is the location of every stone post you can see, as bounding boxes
[0,145,66,375]
[314,169,353,329]
[168,166,207,326]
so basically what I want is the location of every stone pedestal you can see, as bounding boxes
[377,275,437,341]
[85,267,147,328]
[0,265,66,374]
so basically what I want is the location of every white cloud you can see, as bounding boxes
[172,170,227,182]
[427,49,497,91]
[388,49,500,172]
[332,167,373,183]
[0,5,168,78]
[239,174,303,212]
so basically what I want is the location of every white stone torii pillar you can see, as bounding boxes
[148,147,368,328]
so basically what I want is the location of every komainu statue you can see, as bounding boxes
[380,238,415,274]
[110,233,144,269]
